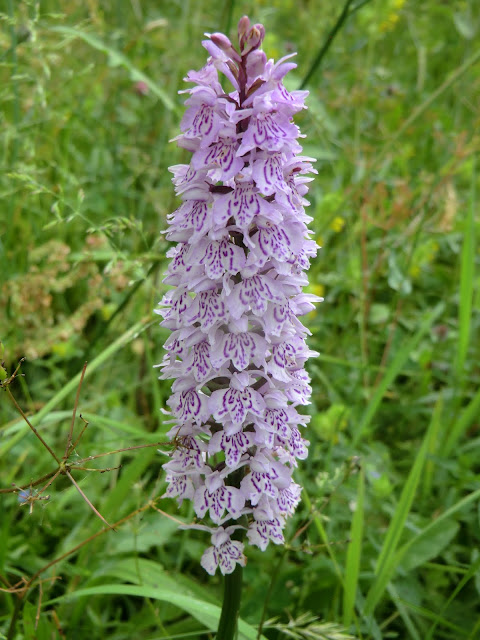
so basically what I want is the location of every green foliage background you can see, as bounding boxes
[1,0,479,638]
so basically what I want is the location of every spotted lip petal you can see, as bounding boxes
[158,16,318,575]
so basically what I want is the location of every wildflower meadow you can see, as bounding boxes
[1,1,479,639]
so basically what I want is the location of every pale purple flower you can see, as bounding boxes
[156,16,321,575]
[201,526,247,576]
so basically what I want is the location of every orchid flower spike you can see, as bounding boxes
[156,15,320,576]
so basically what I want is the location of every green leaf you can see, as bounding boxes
[368,303,390,325]
[49,26,177,113]
[49,584,267,640]
[442,387,480,456]
[387,252,412,295]
[425,554,480,640]
[399,519,459,572]
[395,488,480,572]
[453,12,476,39]
[94,557,216,605]
[343,468,365,626]
[363,413,436,616]
[353,303,444,445]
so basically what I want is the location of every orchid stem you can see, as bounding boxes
[217,563,243,640]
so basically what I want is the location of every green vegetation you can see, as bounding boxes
[1,1,479,638]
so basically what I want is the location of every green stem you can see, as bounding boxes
[217,563,243,640]
[299,0,355,89]
[217,472,245,640]
[7,595,23,640]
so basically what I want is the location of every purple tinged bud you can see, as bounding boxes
[253,24,266,42]
[210,32,232,49]
[210,33,242,62]
[238,15,251,45]
[240,23,266,55]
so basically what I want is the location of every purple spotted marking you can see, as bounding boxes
[257,225,291,261]
[187,290,227,331]
[201,238,245,279]
[264,408,290,438]
[223,333,257,370]
[185,340,211,382]
[246,517,285,551]
[195,483,245,523]
[238,275,279,315]
[191,105,214,137]
[276,484,301,515]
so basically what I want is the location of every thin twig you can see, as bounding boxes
[0,471,57,494]
[65,470,115,531]
[0,574,12,588]
[0,357,25,388]
[73,439,175,463]
[35,581,43,630]
[67,413,89,455]
[5,387,60,464]
[70,465,122,473]
[38,469,62,495]
[64,362,87,459]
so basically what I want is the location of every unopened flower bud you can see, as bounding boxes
[211,32,231,48]
[238,15,251,48]
[241,23,265,55]
[210,32,242,62]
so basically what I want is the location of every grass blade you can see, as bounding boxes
[353,303,444,446]
[49,26,177,113]
[343,467,365,627]
[299,0,356,89]
[455,156,476,380]
[395,487,480,570]
[442,386,480,457]
[422,394,444,498]
[49,584,267,640]
[425,554,480,640]
[363,414,435,617]
[386,582,421,640]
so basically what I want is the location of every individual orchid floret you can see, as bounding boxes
[201,526,247,576]
[156,16,320,575]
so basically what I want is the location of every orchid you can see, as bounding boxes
[156,16,320,578]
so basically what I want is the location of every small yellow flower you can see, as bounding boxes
[311,283,325,298]
[330,216,345,233]
[408,265,421,279]
[379,14,400,32]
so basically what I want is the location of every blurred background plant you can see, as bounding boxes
[1,1,479,639]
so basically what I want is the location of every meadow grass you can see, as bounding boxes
[1,1,479,638]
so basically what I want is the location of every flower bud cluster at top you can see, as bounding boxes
[156,16,320,575]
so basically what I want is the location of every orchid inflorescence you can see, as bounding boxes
[156,16,320,575]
